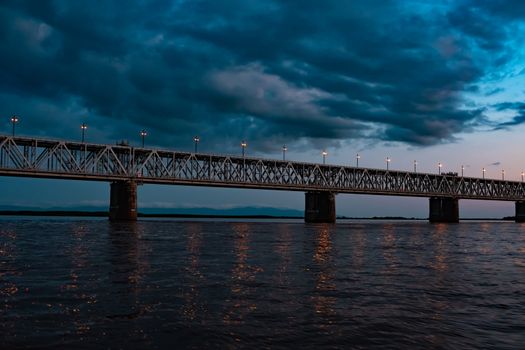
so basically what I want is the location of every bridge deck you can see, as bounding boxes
[1,135,524,201]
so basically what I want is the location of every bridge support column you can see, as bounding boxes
[305,191,336,223]
[429,197,459,223]
[109,181,137,221]
[516,201,525,222]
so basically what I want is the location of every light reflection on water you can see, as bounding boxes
[181,222,204,321]
[1,218,525,348]
[431,224,449,273]
[312,225,337,320]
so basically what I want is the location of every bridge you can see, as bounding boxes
[1,134,524,223]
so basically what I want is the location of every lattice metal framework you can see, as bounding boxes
[1,135,524,201]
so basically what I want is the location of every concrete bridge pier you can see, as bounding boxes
[429,196,459,223]
[305,191,336,223]
[516,201,525,222]
[109,181,137,221]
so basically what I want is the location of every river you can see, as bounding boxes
[1,218,525,349]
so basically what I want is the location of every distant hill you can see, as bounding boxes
[0,205,303,217]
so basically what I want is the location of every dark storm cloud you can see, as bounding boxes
[493,102,525,128]
[0,0,522,151]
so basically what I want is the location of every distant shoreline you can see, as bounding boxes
[0,210,301,219]
[0,210,514,221]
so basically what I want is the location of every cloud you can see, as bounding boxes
[208,64,333,121]
[493,102,525,128]
[0,0,523,151]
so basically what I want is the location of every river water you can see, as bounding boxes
[1,218,525,349]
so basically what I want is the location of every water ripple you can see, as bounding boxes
[1,219,525,348]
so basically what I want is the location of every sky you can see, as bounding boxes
[0,0,525,217]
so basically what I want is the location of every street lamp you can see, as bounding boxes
[438,162,442,175]
[461,165,464,177]
[80,123,87,142]
[482,167,486,179]
[193,136,200,153]
[241,140,247,157]
[140,129,147,147]
[356,153,360,168]
[502,169,505,181]
[10,116,19,136]
[413,160,417,173]
[322,150,327,165]
[282,144,287,161]
[386,157,390,171]
[522,172,524,182]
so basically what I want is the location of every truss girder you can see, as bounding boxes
[1,135,524,201]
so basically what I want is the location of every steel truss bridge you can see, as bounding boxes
[0,135,524,201]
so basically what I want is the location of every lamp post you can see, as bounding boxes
[10,116,19,136]
[413,160,417,173]
[522,172,524,182]
[482,167,486,179]
[193,136,200,153]
[502,169,505,181]
[438,162,442,175]
[356,153,360,168]
[81,123,87,143]
[282,145,287,161]
[241,140,247,157]
[140,129,147,148]
[461,165,464,177]
[322,150,327,164]
[386,157,390,171]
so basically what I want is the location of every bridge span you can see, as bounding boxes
[1,135,524,223]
